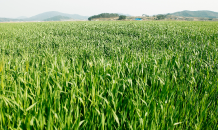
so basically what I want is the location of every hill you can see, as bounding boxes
[16,16,28,19]
[43,15,72,21]
[0,18,23,22]
[0,11,89,22]
[24,11,89,21]
[88,13,120,21]
[118,13,131,16]
[169,10,218,18]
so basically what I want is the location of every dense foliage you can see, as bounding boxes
[0,21,217,129]
[118,15,127,20]
[156,14,167,20]
[88,13,119,20]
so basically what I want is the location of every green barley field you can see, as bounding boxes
[0,21,217,129]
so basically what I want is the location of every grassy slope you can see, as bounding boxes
[43,15,71,21]
[25,11,89,21]
[0,21,217,129]
[0,18,23,22]
[171,10,218,18]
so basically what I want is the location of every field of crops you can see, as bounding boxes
[0,21,217,129]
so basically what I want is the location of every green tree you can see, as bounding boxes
[156,15,166,20]
[118,15,126,20]
[88,13,119,21]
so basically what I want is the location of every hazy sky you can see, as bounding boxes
[0,0,218,18]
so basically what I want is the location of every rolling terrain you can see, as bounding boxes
[1,10,218,22]
[43,15,72,21]
[0,11,89,22]
[169,10,218,18]
[24,11,89,21]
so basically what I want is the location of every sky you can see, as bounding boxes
[0,0,218,18]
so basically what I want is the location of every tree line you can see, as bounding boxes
[88,13,120,21]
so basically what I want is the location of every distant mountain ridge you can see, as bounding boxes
[44,15,72,21]
[0,11,89,22]
[1,10,218,22]
[168,10,218,18]
[16,16,28,19]
[0,18,23,22]
[24,11,89,21]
